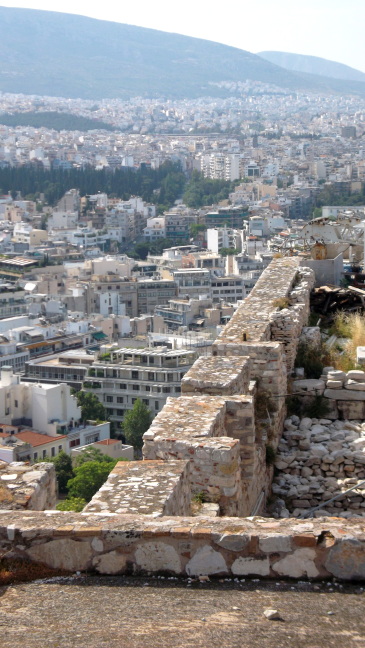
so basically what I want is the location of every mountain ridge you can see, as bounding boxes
[0,7,365,100]
[258,51,365,83]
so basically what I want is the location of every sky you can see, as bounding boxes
[2,0,365,73]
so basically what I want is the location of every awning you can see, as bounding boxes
[92,331,108,340]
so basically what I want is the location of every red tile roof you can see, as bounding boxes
[14,431,67,447]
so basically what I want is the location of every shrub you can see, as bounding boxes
[272,297,290,310]
[302,395,331,419]
[265,445,276,465]
[56,497,87,512]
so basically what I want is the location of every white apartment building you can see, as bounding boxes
[207,227,242,254]
[0,366,80,435]
[143,217,166,240]
[84,346,197,428]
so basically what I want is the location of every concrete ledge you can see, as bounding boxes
[0,512,364,580]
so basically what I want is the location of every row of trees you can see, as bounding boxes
[0,161,184,207]
[0,164,237,211]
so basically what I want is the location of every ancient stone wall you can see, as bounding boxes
[294,368,365,420]
[84,461,192,517]
[4,259,365,581]
[0,461,56,510]
[0,511,364,581]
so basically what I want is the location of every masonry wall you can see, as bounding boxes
[5,259,364,581]
[1,511,364,581]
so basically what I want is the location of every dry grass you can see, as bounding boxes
[327,312,365,371]
[0,558,70,585]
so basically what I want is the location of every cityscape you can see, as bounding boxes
[0,4,365,647]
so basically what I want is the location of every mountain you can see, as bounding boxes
[258,51,365,83]
[0,7,365,100]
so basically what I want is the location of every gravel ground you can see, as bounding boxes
[1,576,365,648]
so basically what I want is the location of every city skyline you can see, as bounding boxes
[1,0,365,74]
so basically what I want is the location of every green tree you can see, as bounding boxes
[76,390,106,422]
[122,398,152,450]
[56,497,87,512]
[67,460,118,502]
[220,247,239,256]
[37,451,74,494]
[73,446,117,467]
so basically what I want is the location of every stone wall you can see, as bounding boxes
[0,511,364,581]
[294,368,365,420]
[0,461,56,510]
[5,259,365,581]
[273,415,365,518]
[84,460,191,517]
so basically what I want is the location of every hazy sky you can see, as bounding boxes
[2,0,365,73]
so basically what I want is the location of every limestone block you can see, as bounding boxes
[326,380,343,389]
[293,379,325,394]
[337,401,365,420]
[324,389,365,401]
[232,557,270,576]
[135,542,181,574]
[325,540,365,579]
[272,548,319,578]
[186,545,227,576]
[93,551,128,575]
[327,370,346,381]
[214,533,250,552]
[345,380,365,391]
[27,538,92,571]
[347,370,365,381]
[259,534,292,553]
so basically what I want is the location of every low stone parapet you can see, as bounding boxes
[181,355,251,396]
[84,460,191,517]
[0,511,364,580]
[0,461,56,510]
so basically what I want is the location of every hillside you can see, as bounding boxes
[0,112,115,132]
[258,51,365,83]
[0,7,365,100]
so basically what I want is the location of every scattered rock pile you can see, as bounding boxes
[272,416,365,518]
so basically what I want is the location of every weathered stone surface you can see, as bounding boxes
[325,540,365,579]
[272,548,320,578]
[27,538,92,571]
[0,461,56,510]
[135,542,181,574]
[324,389,365,401]
[232,556,270,576]
[92,551,128,575]
[259,535,292,553]
[186,545,227,576]
[215,533,250,552]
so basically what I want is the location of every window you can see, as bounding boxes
[143,399,149,406]
[14,400,18,408]
[155,401,159,410]
[163,387,171,394]
[33,452,38,460]
[117,397,124,403]
[51,447,55,457]
[42,450,47,458]
[132,371,139,380]
[106,395,113,403]
[132,385,140,391]
[148,372,155,381]
[58,446,62,452]
[119,383,127,389]
[145,386,151,392]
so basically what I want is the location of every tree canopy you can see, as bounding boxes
[73,446,117,467]
[67,460,118,502]
[122,398,152,450]
[76,391,107,422]
[37,451,74,494]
